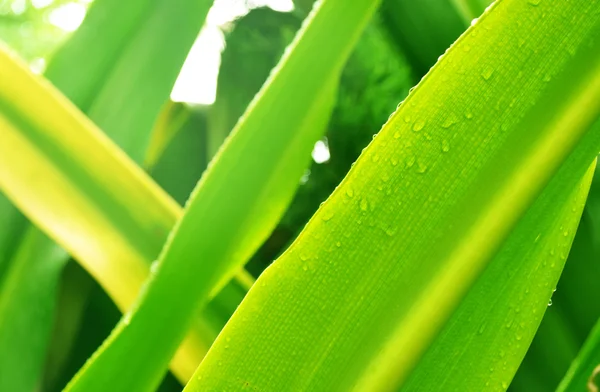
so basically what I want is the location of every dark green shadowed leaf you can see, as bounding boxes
[380,0,468,78]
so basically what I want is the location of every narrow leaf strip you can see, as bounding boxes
[557,317,600,392]
[401,151,599,391]
[186,1,600,390]
[65,0,378,390]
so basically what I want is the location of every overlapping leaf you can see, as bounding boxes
[64,0,379,390]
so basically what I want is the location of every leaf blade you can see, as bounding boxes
[64,0,379,390]
[186,1,600,390]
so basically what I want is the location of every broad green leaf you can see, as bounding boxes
[0,228,68,392]
[185,1,600,390]
[0,45,218,382]
[0,0,216,386]
[0,0,240,384]
[557,317,600,392]
[65,0,377,390]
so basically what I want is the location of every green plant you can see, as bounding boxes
[1,0,600,391]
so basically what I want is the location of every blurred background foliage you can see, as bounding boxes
[0,0,599,390]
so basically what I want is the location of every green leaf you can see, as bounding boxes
[148,103,209,205]
[0,194,26,277]
[0,0,225,384]
[513,166,600,390]
[207,7,302,158]
[0,45,207,382]
[45,0,209,162]
[64,0,378,390]
[0,228,68,392]
[184,1,600,390]
[557,317,600,392]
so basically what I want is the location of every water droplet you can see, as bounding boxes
[441,140,450,152]
[563,229,569,237]
[403,115,411,123]
[322,211,334,222]
[424,132,433,141]
[391,157,399,166]
[481,67,495,80]
[548,299,553,306]
[471,17,479,26]
[528,0,541,5]
[336,241,342,248]
[416,161,428,173]
[412,120,425,132]
[502,381,508,389]
[393,131,401,139]
[346,188,354,198]
[299,253,308,261]
[372,154,380,163]
[385,227,397,237]
[360,198,369,212]
[465,112,474,119]
[405,156,416,168]
[442,114,458,128]
[543,73,552,82]
[463,44,472,52]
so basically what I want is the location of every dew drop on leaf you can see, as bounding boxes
[441,140,450,152]
[442,114,458,128]
[412,119,425,132]
[481,67,495,80]
[322,211,334,222]
[360,198,369,212]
